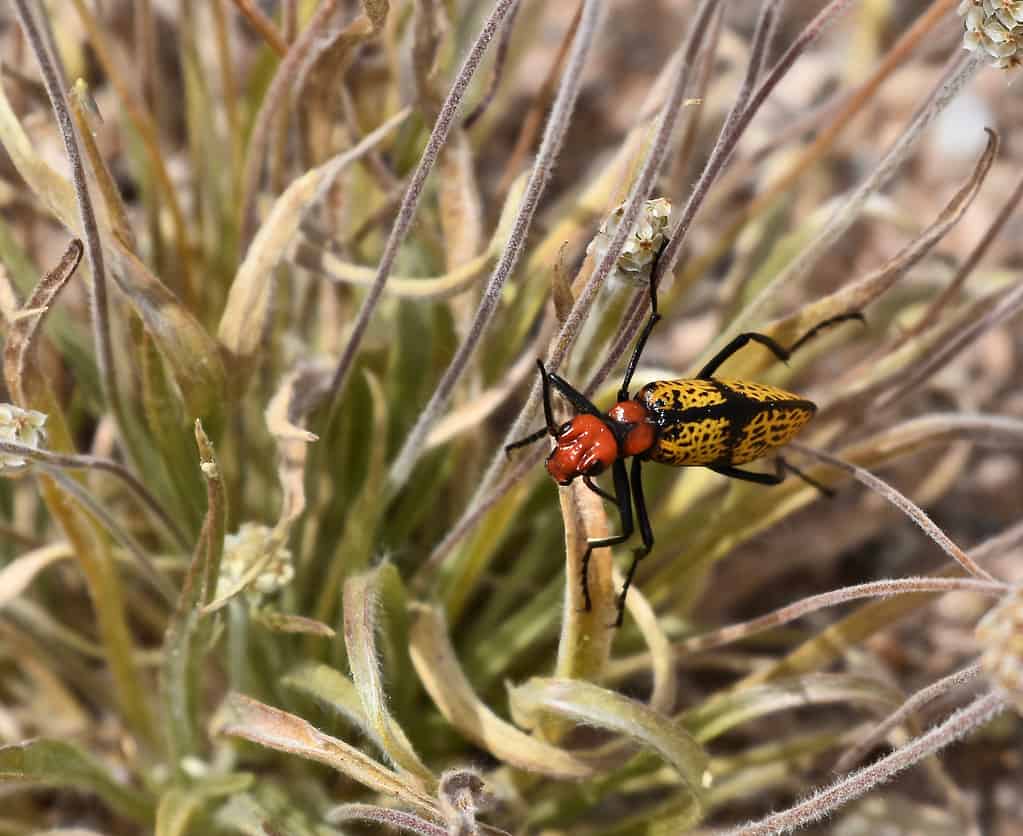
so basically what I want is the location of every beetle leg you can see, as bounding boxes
[698,313,865,379]
[787,312,865,354]
[547,369,604,417]
[618,241,669,401]
[698,333,791,379]
[776,455,835,497]
[504,426,548,455]
[583,475,617,504]
[579,458,633,613]
[505,360,561,455]
[709,463,785,485]
[614,458,655,627]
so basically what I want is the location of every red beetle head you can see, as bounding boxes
[508,361,656,485]
[545,414,618,485]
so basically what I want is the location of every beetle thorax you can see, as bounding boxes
[608,400,656,457]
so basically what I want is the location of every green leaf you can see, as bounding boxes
[0,739,152,824]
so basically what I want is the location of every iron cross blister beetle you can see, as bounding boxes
[507,262,862,627]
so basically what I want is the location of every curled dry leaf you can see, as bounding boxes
[509,676,709,820]
[294,170,527,300]
[214,692,442,819]
[221,107,412,381]
[344,569,435,785]
[265,360,332,543]
[408,603,595,779]
[3,239,82,403]
[0,544,74,611]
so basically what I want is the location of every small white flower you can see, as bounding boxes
[586,197,672,287]
[976,587,1023,715]
[215,522,294,602]
[959,0,1023,67]
[0,404,47,470]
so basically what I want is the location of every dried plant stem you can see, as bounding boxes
[678,0,958,298]
[328,804,447,836]
[680,578,1006,656]
[658,0,806,285]
[12,1,121,424]
[0,441,189,552]
[327,0,521,421]
[896,170,1023,348]
[43,467,176,606]
[725,48,983,342]
[239,0,340,244]
[230,0,289,56]
[67,0,195,302]
[791,443,999,583]
[195,421,226,607]
[836,662,984,772]
[386,0,605,487]
[725,691,1007,836]
[463,0,521,129]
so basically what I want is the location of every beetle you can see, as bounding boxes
[507,268,862,626]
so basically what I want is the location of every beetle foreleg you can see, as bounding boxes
[583,475,617,504]
[614,458,655,627]
[579,458,633,613]
[504,426,548,455]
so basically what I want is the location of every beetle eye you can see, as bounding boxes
[557,421,572,436]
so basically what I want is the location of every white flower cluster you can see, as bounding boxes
[976,587,1023,715]
[960,0,1023,68]
[216,522,295,602]
[0,404,47,471]
[586,197,672,286]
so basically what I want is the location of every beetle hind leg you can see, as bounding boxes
[776,455,835,497]
[710,463,785,485]
[711,458,835,497]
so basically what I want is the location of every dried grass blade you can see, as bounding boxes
[680,577,1006,657]
[791,443,998,582]
[836,661,984,772]
[746,129,998,367]
[724,691,1006,835]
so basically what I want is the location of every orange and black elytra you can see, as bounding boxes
[507,249,863,627]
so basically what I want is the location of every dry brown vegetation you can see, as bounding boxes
[0,1,1021,834]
